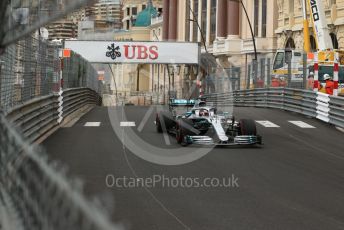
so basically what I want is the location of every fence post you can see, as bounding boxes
[267,58,271,87]
[261,58,265,86]
[303,52,307,89]
[247,64,251,89]
[252,60,258,89]
[287,57,292,87]
[333,52,339,96]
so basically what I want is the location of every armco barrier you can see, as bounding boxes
[4,95,59,143]
[3,87,101,143]
[62,88,101,118]
[329,96,344,128]
[205,88,344,128]
[206,88,317,118]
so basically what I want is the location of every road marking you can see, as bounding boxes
[288,121,315,128]
[137,106,154,132]
[84,122,101,127]
[120,121,136,127]
[255,121,280,128]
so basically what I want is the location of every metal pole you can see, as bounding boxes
[303,53,307,89]
[247,64,251,89]
[302,0,311,52]
[237,0,258,87]
[287,58,292,87]
[239,0,257,61]
[187,1,208,53]
[267,58,271,87]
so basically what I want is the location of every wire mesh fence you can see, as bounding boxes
[0,34,59,112]
[62,51,101,93]
[0,0,94,47]
[0,34,101,112]
[0,112,121,230]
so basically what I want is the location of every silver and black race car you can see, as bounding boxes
[155,98,262,146]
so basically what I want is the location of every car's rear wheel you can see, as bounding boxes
[156,111,174,133]
[239,119,257,135]
[156,114,162,133]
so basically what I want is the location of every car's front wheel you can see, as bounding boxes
[176,119,194,146]
[239,119,257,135]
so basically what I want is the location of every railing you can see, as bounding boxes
[2,87,101,144]
[205,88,344,128]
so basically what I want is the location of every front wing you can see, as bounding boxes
[184,135,262,146]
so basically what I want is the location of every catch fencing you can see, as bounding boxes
[0,35,112,229]
[0,35,60,112]
[0,34,101,113]
[0,111,121,230]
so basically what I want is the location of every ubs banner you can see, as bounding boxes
[64,41,200,64]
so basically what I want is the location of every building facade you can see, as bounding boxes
[47,19,78,40]
[48,0,122,40]
[122,0,162,30]
[160,0,278,90]
[275,0,342,51]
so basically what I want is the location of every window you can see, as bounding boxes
[201,0,207,42]
[285,37,296,49]
[192,0,199,42]
[132,7,137,15]
[261,0,267,37]
[126,20,130,30]
[126,7,130,16]
[273,52,284,69]
[330,33,339,49]
[210,0,217,43]
[310,35,317,51]
[254,0,259,36]
[142,4,146,10]
[289,0,294,14]
[185,0,190,41]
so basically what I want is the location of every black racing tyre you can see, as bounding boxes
[239,119,257,136]
[176,118,195,145]
[156,111,174,133]
[155,114,163,133]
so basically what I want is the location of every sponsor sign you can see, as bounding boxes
[64,40,200,64]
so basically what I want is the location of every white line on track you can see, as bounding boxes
[288,121,315,128]
[84,122,101,127]
[255,121,280,128]
[120,121,136,127]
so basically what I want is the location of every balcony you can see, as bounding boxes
[212,36,242,56]
[241,37,276,54]
[151,16,163,25]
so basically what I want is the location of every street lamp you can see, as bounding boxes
[230,0,258,88]
[230,0,257,61]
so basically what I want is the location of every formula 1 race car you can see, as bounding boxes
[155,98,262,146]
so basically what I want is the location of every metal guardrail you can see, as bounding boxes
[205,88,344,128]
[62,88,101,118]
[2,88,101,143]
[329,96,344,128]
[4,95,59,143]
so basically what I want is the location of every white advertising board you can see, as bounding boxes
[64,40,200,64]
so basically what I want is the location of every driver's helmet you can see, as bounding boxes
[199,109,209,117]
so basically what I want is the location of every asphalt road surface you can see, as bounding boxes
[43,106,344,230]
